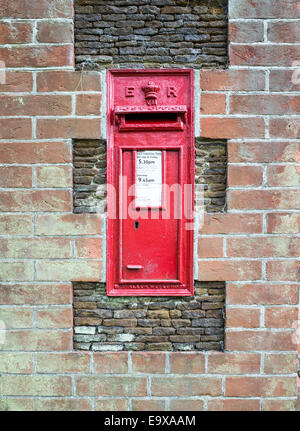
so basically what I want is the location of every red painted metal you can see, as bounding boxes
[107,69,194,296]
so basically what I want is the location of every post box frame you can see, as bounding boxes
[107,69,194,296]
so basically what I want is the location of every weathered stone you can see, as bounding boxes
[103,319,137,327]
[145,343,172,351]
[147,310,170,319]
[73,281,225,351]
[74,0,228,69]
[74,326,96,335]
[152,327,176,336]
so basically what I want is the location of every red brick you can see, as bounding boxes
[200,70,265,91]
[0,375,72,396]
[76,376,147,397]
[37,21,73,43]
[267,213,300,234]
[4,329,72,351]
[226,330,295,351]
[132,352,166,373]
[270,70,300,92]
[207,399,260,411]
[230,0,300,19]
[169,352,205,374]
[266,260,299,281]
[132,399,165,411]
[227,283,299,305]
[0,238,72,259]
[267,165,300,186]
[0,307,33,328]
[231,95,300,115]
[37,71,101,92]
[230,45,300,66]
[0,352,33,374]
[198,237,223,258]
[198,260,261,281]
[36,166,73,188]
[0,119,31,139]
[227,236,300,258]
[0,283,72,305]
[228,189,300,210]
[0,0,73,18]
[0,190,72,212]
[36,398,91,411]
[200,213,263,234]
[228,165,263,186]
[0,262,33,281]
[0,95,72,116]
[94,399,128,411]
[36,214,102,235]
[37,118,100,139]
[262,400,296,411]
[0,167,32,188]
[0,142,71,164]
[76,94,101,116]
[207,352,260,374]
[37,353,90,373]
[226,308,260,328]
[170,400,203,411]
[264,353,298,374]
[200,94,226,115]
[201,118,265,139]
[93,352,128,374]
[228,141,300,163]
[0,398,35,411]
[268,22,300,43]
[0,46,73,68]
[229,21,264,43]
[151,377,222,396]
[36,260,102,282]
[265,307,298,329]
[74,238,102,259]
[37,308,73,329]
[226,376,296,397]
[0,22,32,43]
[0,214,33,235]
[270,119,300,139]
[0,71,33,92]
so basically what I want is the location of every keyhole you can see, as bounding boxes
[135,221,139,230]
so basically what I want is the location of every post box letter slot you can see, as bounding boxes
[114,107,187,131]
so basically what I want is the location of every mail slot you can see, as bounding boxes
[107,69,194,296]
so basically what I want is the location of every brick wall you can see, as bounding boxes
[0,0,299,412]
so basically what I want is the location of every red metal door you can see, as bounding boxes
[107,69,194,296]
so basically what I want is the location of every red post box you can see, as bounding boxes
[107,69,194,296]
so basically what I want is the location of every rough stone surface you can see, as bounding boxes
[74,0,228,69]
[73,281,225,351]
[73,139,106,214]
[195,138,227,212]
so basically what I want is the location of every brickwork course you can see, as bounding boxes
[0,0,299,412]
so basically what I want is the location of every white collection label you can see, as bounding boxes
[136,151,162,207]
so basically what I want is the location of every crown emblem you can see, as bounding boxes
[142,81,160,106]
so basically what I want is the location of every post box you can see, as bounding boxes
[107,69,194,296]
